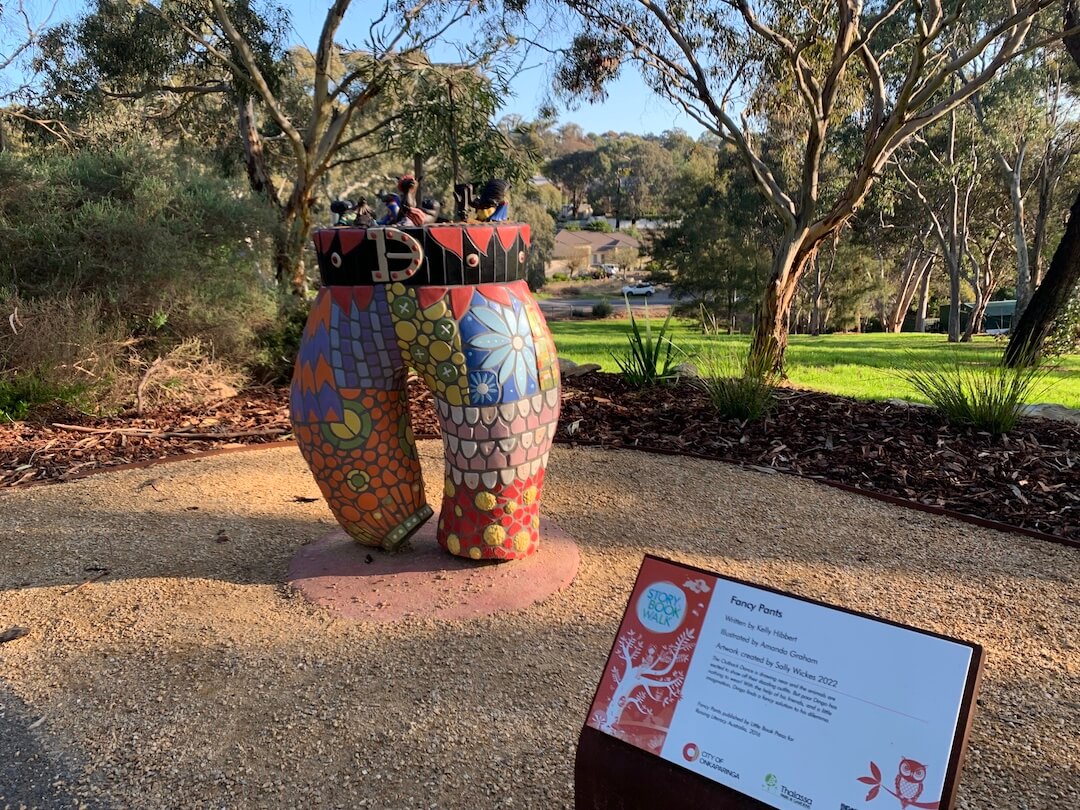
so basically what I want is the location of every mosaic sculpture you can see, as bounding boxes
[290,205,560,561]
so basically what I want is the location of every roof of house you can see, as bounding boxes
[552,229,641,257]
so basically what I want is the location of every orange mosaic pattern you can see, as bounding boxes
[292,390,430,549]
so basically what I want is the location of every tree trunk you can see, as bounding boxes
[1030,168,1053,290]
[413,153,424,200]
[961,282,984,342]
[277,190,315,298]
[1004,187,1080,365]
[885,251,930,333]
[915,263,932,332]
[946,253,962,342]
[809,253,824,336]
[238,97,280,206]
[751,241,815,373]
[1004,160,1031,311]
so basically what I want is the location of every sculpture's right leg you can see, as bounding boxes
[290,286,431,550]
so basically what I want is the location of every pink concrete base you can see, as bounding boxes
[286,513,579,622]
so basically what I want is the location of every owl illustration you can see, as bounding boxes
[894,758,927,807]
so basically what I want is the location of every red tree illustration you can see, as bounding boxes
[593,627,696,734]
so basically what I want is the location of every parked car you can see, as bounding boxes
[601,263,620,277]
[621,282,655,296]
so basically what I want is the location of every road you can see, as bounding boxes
[537,288,680,317]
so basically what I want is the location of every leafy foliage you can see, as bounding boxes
[0,147,277,410]
[1046,290,1080,356]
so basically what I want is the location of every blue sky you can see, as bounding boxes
[23,0,706,137]
[260,0,707,137]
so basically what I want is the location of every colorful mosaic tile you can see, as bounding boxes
[291,225,561,562]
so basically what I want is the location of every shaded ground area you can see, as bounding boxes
[0,685,99,809]
[0,443,1077,809]
[4,374,1077,543]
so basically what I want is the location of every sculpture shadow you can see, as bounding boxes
[0,683,108,809]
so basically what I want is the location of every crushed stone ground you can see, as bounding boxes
[0,442,1077,809]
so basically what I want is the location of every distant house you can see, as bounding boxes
[552,229,641,266]
[938,300,1016,335]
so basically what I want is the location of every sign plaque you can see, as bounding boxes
[577,556,983,810]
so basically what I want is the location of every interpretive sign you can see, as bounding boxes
[577,556,983,810]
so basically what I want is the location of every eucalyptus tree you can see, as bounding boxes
[557,0,1058,370]
[0,0,71,148]
[964,40,1080,313]
[1006,0,1080,364]
[40,0,523,298]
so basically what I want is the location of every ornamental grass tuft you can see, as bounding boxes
[903,355,1047,434]
[694,339,778,421]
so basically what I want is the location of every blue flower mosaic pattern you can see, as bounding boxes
[467,370,501,405]
[460,294,539,403]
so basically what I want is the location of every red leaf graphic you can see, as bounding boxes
[870,761,881,781]
[857,777,878,785]
[866,785,880,801]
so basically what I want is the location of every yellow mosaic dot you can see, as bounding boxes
[523,486,538,505]
[395,320,417,341]
[418,333,430,347]
[469,546,482,560]
[532,516,540,529]
[424,301,448,319]
[504,501,519,515]
[429,341,452,362]
[447,534,460,554]
[483,524,507,546]
[454,506,463,517]
[445,387,463,406]
[444,479,455,497]
[421,320,434,334]
[513,531,531,553]
[390,282,407,296]
[451,353,465,366]
[372,510,383,521]
[475,491,497,511]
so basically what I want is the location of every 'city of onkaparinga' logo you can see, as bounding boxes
[682,743,700,762]
[636,580,686,633]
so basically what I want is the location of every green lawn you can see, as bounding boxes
[548,320,1080,408]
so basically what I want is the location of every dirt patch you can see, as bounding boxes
[0,443,1076,808]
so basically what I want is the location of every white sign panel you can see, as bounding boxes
[585,556,983,810]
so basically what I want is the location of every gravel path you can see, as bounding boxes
[0,443,1076,809]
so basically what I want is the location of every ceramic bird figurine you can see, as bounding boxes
[393,175,430,226]
[420,197,441,223]
[377,192,402,226]
[470,179,509,222]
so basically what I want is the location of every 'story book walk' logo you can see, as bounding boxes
[636,581,686,633]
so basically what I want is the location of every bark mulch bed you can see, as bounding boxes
[2,373,1077,544]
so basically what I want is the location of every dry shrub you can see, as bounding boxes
[124,338,247,414]
[0,291,130,388]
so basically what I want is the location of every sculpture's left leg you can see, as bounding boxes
[386,280,560,561]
